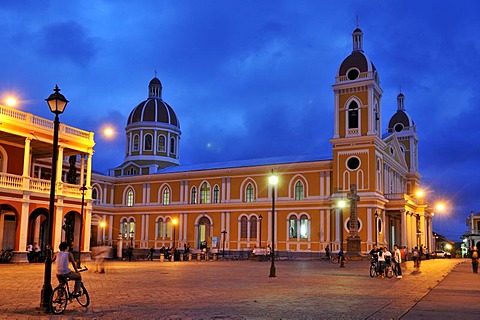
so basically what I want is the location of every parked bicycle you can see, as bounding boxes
[370,259,394,278]
[0,249,13,263]
[331,255,349,264]
[50,267,89,314]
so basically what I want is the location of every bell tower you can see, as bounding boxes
[330,27,384,193]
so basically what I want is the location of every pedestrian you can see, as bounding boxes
[126,245,133,261]
[377,247,385,277]
[471,246,478,273]
[92,246,109,273]
[403,246,408,262]
[325,245,330,260]
[148,247,155,261]
[33,242,41,262]
[393,244,403,278]
[412,246,420,271]
[26,243,33,263]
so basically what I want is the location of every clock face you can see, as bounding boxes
[347,157,360,170]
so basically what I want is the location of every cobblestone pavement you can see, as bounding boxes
[0,257,474,319]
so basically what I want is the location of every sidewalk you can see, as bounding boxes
[401,260,479,319]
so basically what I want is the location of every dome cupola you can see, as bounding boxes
[388,93,415,133]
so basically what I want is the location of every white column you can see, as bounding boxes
[401,210,407,247]
[367,208,372,243]
[85,152,92,188]
[22,138,31,189]
[320,210,325,243]
[56,147,64,184]
[80,154,85,186]
[19,198,30,253]
[53,200,64,251]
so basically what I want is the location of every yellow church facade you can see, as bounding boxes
[90,28,433,257]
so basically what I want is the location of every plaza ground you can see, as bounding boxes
[0,257,478,319]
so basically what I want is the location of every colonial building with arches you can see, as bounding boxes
[89,28,433,257]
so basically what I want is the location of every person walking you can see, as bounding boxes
[393,244,403,278]
[471,246,478,273]
[412,246,420,271]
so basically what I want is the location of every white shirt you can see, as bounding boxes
[56,251,71,275]
[394,248,402,263]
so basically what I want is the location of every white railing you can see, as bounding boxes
[1,173,85,199]
[0,104,92,141]
[0,173,23,189]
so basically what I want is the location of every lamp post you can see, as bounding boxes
[221,229,227,259]
[39,85,69,311]
[99,221,107,245]
[172,218,178,248]
[337,199,347,268]
[374,210,378,246]
[77,184,87,268]
[259,214,263,248]
[268,170,278,278]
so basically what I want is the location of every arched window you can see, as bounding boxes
[300,214,309,239]
[127,135,131,154]
[157,135,166,152]
[200,182,211,204]
[348,101,359,129]
[121,218,135,238]
[245,183,254,203]
[133,134,139,151]
[289,216,298,238]
[126,189,134,207]
[250,216,257,239]
[213,185,220,204]
[92,188,98,201]
[191,187,197,204]
[240,216,248,238]
[144,134,153,151]
[162,188,170,205]
[156,218,165,238]
[295,181,304,200]
[170,137,176,154]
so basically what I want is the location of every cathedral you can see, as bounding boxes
[0,28,433,262]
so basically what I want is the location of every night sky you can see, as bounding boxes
[1,1,478,242]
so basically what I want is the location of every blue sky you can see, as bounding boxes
[1,1,478,241]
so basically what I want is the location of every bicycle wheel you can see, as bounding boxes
[76,283,90,307]
[50,286,67,314]
[344,257,349,264]
[331,256,339,263]
[385,266,394,278]
[369,265,376,277]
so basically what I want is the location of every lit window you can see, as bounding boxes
[300,214,308,239]
[295,181,304,200]
[126,189,134,207]
[245,184,254,203]
[162,188,170,205]
[200,182,210,204]
[156,218,164,238]
[289,217,297,238]
[157,135,166,152]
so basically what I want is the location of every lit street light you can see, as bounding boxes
[172,218,178,248]
[337,199,347,268]
[268,170,278,278]
[39,85,69,311]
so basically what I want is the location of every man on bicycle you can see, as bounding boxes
[53,242,82,296]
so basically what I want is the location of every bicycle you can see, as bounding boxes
[331,255,349,264]
[0,249,13,263]
[369,259,380,277]
[50,267,90,314]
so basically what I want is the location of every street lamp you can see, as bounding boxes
[259,214,263,248]
[337,199,347,268]
[99,221,107,245]
[39,85,69,311]
[221,229,227,259]
[172,218,178,248]
[374,210,379,246]
[268,170,278,278]
[77,184,87,268]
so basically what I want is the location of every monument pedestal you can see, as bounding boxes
[347,236,361,256]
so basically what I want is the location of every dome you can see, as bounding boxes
[388,93,414,132]
[337,28,377,79]
[126,77,180,128]
[127,99,179,127]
